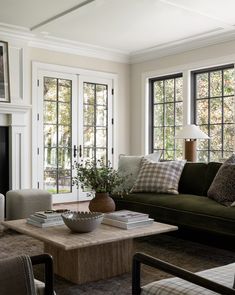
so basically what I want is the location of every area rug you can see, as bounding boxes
[0,230,234,295]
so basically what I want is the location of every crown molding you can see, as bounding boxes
[130,28,235,64]
[0,23,130,64]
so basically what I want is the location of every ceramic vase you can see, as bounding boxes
[89,192,115,213]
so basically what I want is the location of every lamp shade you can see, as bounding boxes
[175,124,209,139]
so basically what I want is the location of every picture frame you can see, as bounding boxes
[0,41,10,102]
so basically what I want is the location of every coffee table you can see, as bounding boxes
[2,219,177,284]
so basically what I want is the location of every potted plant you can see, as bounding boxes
[73,159,125,212]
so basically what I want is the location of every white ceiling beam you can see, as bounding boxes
[159,0,234,29]
[30,0,96,31]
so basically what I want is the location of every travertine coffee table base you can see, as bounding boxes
[44,239,133,284]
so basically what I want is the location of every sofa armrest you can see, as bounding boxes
[132,252,235,295]
[30,253,54,295]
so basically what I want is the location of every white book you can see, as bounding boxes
[104,210,149,222]
[26,218,64,228]
[29,214,63,223]
[102,217,154,229]
[34,211,63,219]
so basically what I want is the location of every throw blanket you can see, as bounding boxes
[0,255,36,295]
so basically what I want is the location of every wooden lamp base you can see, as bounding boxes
[185,140,197,162]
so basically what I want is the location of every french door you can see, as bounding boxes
[36,71,113,203]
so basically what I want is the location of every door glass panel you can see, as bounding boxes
[83,82,108,163]
[43,77,72,194]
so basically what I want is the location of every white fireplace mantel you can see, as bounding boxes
[0,103,31,190]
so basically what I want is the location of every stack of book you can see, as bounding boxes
[102,210,154,229]
[26,210,65,227]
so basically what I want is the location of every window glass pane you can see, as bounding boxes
[58,79,71,102]
[83,147,94,160]
[210,151,222,162]
[198,150,209,162]
[175,149,183,160]
[44,125,57,147]
[58,148,71,170]
[197,125,209,150]
[196,73,208,99]
[84,83,95,104]
[44,148,57,169]
[96,128,107,148]
[175,78,183,101]
[154,105,164,126]
[44,169,57,194]
[58,102,71,125]
[165,127,175,150]
[153,127,164,149]
[84,105,94,126]
[165,150,174,160]
[154,81,164,103]
[224,124,235,151]
[210,98,222,124]
[83,127,94,147]
[58,125,71,147]
[165,103,174,126]
[224,97,234,123]
[210,71,222,97]
[44,101,57,124]
[223,69,234,96]
[44,77,57,101]
[96,84,107,105]
[210,124,222,150]
[175,102,183,126]
[96,148,107,163]
[58,170,71,193]
[96,106,107,126]
[197,100,208,125]
[165,79,174,102]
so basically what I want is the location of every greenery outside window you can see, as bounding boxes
[149,74,183,160]
[193,64,235,162]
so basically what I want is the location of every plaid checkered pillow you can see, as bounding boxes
[131,159,186,194]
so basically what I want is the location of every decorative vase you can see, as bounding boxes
[89,192,115,213]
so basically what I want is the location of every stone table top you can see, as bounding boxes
[2,219,178,250]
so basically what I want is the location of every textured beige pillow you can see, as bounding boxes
[131,159,186,194]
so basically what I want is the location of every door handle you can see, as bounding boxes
[73,145,77,158]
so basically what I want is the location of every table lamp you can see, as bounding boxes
[175,124,209,162]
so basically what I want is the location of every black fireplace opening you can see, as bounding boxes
[0,126,9,197]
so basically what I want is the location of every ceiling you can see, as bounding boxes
[1,0,235,62]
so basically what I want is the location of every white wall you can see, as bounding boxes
[0,36,130,189]
[130,39,235,155]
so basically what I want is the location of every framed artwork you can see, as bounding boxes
[0,41,10,102]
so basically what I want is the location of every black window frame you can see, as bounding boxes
[192,63,235,162]
[149,73,183,160]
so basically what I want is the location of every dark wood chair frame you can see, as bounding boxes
[30,253,54,295]
[132,252,235,295]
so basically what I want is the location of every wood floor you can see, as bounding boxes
[53,201,89,211]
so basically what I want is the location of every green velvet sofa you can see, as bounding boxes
[112,162,235,238]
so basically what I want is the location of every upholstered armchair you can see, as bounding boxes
[132,252,235,295]
[0,253,54,295]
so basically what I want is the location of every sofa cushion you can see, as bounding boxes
[208,154,235,206]
[203,162,222,195]
[178,162,208,196]
[131,160,186,194]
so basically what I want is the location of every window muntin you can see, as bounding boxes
[150,74,183,160]
[193,65,235,162]
[43,77,72,194]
